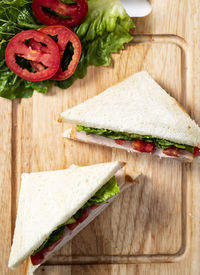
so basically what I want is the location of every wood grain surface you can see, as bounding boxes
[1,0,200,275]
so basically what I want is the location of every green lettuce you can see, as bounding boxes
[56,0,135,89]
[74,176,119,219]
[0,0,134,99]
[77,125,194,153]
[32,217,76,255]
[83,176,119,207]
[32,176,119,255]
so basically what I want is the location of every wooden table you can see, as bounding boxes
[1,0,200,274]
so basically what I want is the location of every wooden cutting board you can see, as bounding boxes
[1,0,200,274]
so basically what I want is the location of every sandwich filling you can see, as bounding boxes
[30,176,119,265]
[77,125,200,157]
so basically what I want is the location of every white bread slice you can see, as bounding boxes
[24,167,141,274]
[63,127,194,162]
[8,161,124,270]
[61,71,200,147]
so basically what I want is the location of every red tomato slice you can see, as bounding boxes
[28,39,49,72]
[32,0,88,28]
[132,139,155,153]
[194,147,200,157]
[144,142,155,153]
[78,209,88,222]
[132,139,144,152]
[5,30,60,81]
[67,220,80,230]
[30,26,81,80]
[114,139,126,145]
[163,146,179,157]
[31,208,89,265]
[67,209,89,230]
[90,205,99,209]
[46,234,64,252]
[31,249,45,266]
[31,235,64,265]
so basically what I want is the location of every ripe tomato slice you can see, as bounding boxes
[132,139,155,153]
[32,0,88,28]
[114,139,126,145]
[31,249,45,266]
[31,208,90,265]
[144,142,155,153]
[163,146,179,157]
[30,26,81,81]
[5,30,60,81]
[68,209,89,230]
[28,39,50,72]
[78,209,89,222]
[194,147,200,157]
[31,236,64,265]
[132,139,144,152]
[67,220,80,230]
[90,205,99,209]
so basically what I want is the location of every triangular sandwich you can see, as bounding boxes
[61,71,200,162]
[9,162,140,274]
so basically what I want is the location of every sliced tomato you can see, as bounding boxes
[46,235,64,252]
[67,220,80,230]
[30,25,81,80]
[144,142,155,153]
[194,147,200,157]
[28,39,50,72]
[132,139,155,153]
[132,139,144,152]
[5,30,60,81]
[68,209,89,230]
[32,0,88,28]
[31,208,89,265]
[114,139,126,145]
[30,237,63,265]
[90,205,99,209]
[31,249,45,266]
[78,209,88,222]
[163,146,179,157]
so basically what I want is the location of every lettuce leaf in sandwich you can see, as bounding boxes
[32,176,119,255]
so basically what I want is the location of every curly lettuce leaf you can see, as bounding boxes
[56,0,135,88]
[74,176,119,219]
[77,125,194,153]
[32,176,119,255]
[83,176,119,207]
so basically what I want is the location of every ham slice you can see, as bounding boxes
[63,128,194,163]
